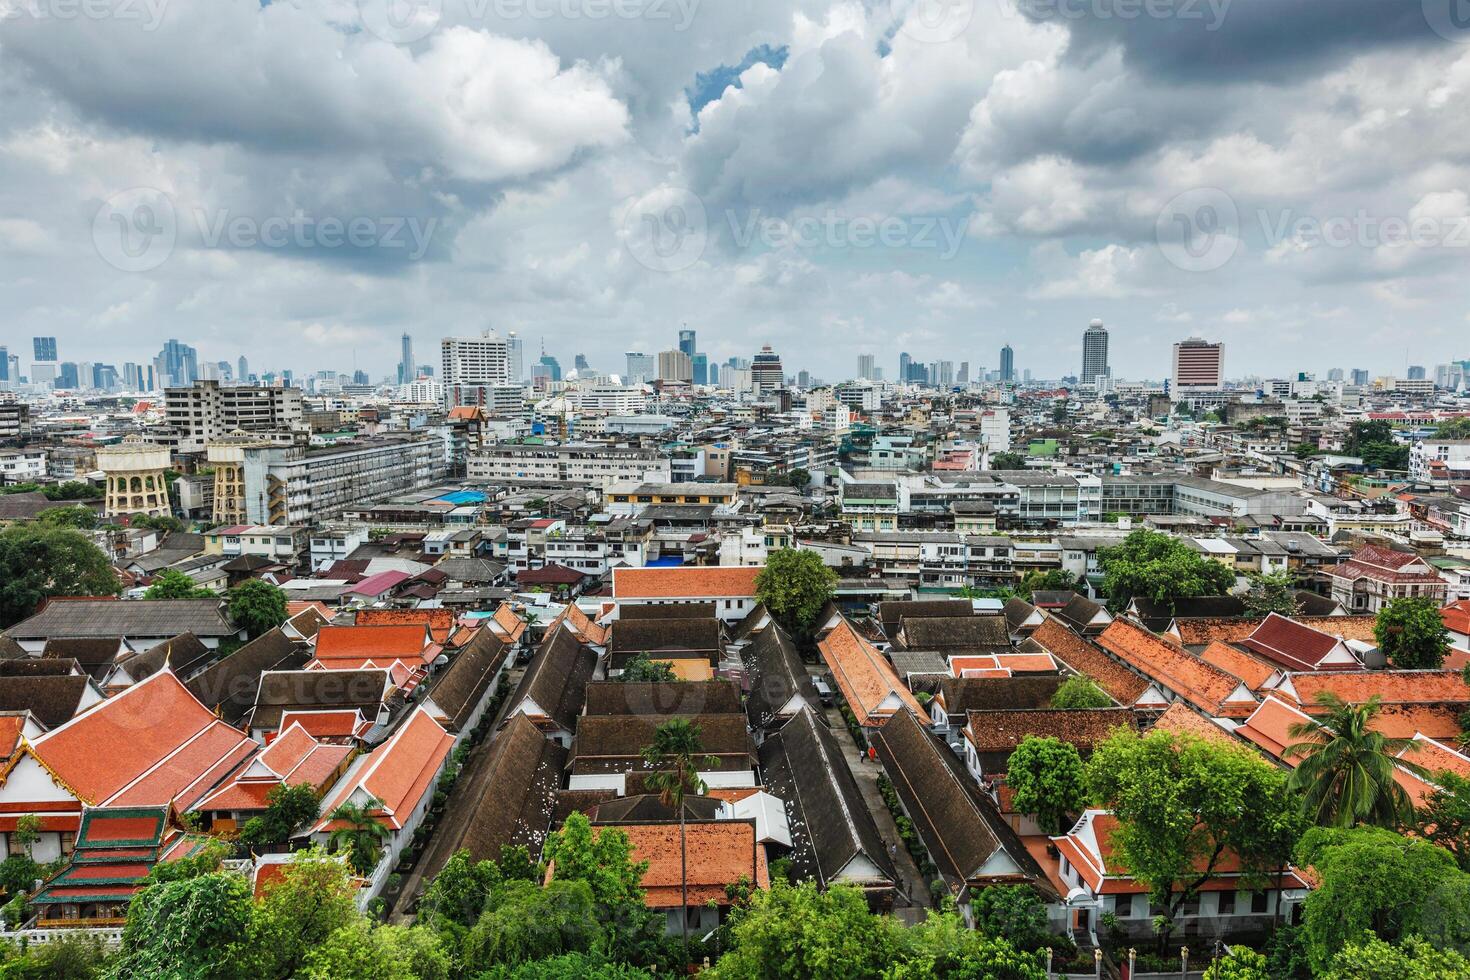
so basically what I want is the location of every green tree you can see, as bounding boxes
[227,578,288,638]
[1,931,110,978]
[418,849,503,937]
[462,879,603,971]
[36,505,98,530]
[1346,420,1396,454]
[300,919,452,980]
[1293,442,1323,459]
[1086,728,1303,951]
[989,452,1026,471]
[1375,596,1450,669]
[709,881,898,979]
[326,798,391,875]
[108,871,253,980]
[1096,529,1234,612]
[885,911,1046,980]
[40,481,104,501]
[0,525,120,628]
[1418,769,1470,870]
[1439,417,1470,440]
[1203,947,1270,980]
[755,548,836,635]
[1242,570,1298,617]
[540,812,662,964]
[1014,569,1076,600]
[968,885,1049,951]
[1285,693,1427,828]
[617,654,676,683]
[476,952,655,979]
[782,467,811,488]
[1325,936,1470,980]
[144,568,216,600]
[0,854,39,899]
[247,848,360,980]
[1295,825,1468,971]
[238,782,320,847]
[1049,675,1111,710]
[1007,736,1087,835]
[640,719,712,964]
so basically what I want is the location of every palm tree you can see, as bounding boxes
[1284,693,1428,828]
[641,719,715,962]
[327,798,391,875]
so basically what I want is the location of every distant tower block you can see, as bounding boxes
[98,436,172,518]
[207,433,271,526]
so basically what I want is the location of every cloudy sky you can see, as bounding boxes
[3,0,1469,383]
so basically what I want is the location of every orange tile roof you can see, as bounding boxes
[1171,618,1257,648]
[949,655,1001,676]
[613,566,761,600]
[1198,641,1277,691]
[560,603,608,646]
[1284,670,1470,709]
[1362,704,1461,741]
[818,618,927,727]
[314,625,432,665]
[286,601,334,620]
[1239,614,1361,673]
[1294,615,1379,642]
[489,603,528,644]
[32,671,253,807]
[994,653,1058,673]
[276,709,365,739]
[0,715,25,763]
[600,821,769,908]
[356,609,456,643]
[1031,618,1147,706]
[1443,601,1470,638]
[1096,620,1254,717]
[1151,702,1234,745]
[314,707,452,832]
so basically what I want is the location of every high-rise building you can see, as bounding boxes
[1408,365,1426,380]
[123,363,143,390]
[1171,337,1224,392]
[442,333,512,386]
[678,328,697,359]
[657,349,692,383]
[238,356,249,382]
[751,345,784,395]
[398,333,415,385]
[1351,369,1370,386]
[898,352,911,385]
[32,337,56,362]
[796,370,811,389]
[0,347,8,382]
[154,339,199,388]
[1081,319,1110,383]
[160,379,305,454]
[537,354,562,382]
[692,353,709,386]
[506,332,524,382]
[1327,368,1344,382]
[57,363,80,389]
[957,362,969,385]
[625,352,656,384]
[857,354,875,381]
[1000,344,1014,382]
[574,353,591,373]
[936,361,954,387]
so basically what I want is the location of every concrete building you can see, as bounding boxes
[1081,319,1110,383]
[468,444,671,487]
[751,346,784,395]
[656,350,692,383]
[98,436,172,518]
[161,381,305,454]
[241,437,442,525]
[1171,337,1224,392]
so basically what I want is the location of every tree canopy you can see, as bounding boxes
[1096,529,1234,611]
[754,548,837,634]
[0,524,119,628]
[227,578,288,638]
[1285,693,1427,828]
[144,568,216,600]
[989,451,1027,471]
[1006,736,1086,835]
[1049,675,1111,710]
[616,654,676,683]
[1242,570,1297,617]
[1375,597,1450,670]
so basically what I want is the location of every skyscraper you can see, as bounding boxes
[957,362,969,385]
[33,337,56,362]
[678,328,696,359]
[625,352,656,383]
[1351,369,1370,386]
[692,353,709,385]
[751,345,784,394]
[1408,365,1426,380]
[237,356,249,382]
[506,331,524,382]
[898,352,911,385]
[0,347,7,382]
[857,354,875,380]
[1081,319,1110,383]
[57,363,80,389]
[1000,344,1014,382]
[1171,337,1224,392]
[657,349,692,383]
[441,332,512,385]
[155,339,199,388]
[399,333,415,384]
[574,353,591,373]
[1327,368,1344,382]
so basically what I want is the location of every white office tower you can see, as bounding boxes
[442,332,515,409]
[1081,319,1110,383]
[506,331,524,382]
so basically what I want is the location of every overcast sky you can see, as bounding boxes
[3,0,1469,383]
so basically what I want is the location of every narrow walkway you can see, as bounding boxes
[820,702,931,911]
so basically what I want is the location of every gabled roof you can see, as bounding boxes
[41,638,125,680]
[878,599,971,638]
[506,626,597,734]
[936,676,1067,715]
[249,667,393,733]
[557,603,608,647]
[598,821,769,909]
[758,706,898,890]
[1031,617,1149,706]
[186,628,307,724]
[8,599,237,640]
[964,708,1134,756]
[516,563,587,586]
[570,713,754,771]
[607,618,723,669]
[1128,595,1245,632]
[1281,669,1470,709]
[422,630,508,733]
[1323,545,1441,585]
[612,566,761,600]
[1198,641,1278,691]
[0,667,93,729]
[895,615,1009,653]
[873,708,1056,899]
[1096,619,1256,718]
[356,608,456,644]
[620,602,719,621]
[194,722,354,813]
[1151,702,1233,745]
[313,625,434,669]
[1003,597,1044,633]
[32,670,255,808]
[1234,695,1314,760]
[314,707,453,833]
[582,680,742,717]
[486,603,527,644]
[1445,600,1470,638]
[817,618,927,727]
[1055,594,1112,634]
[1239,613,1362,673]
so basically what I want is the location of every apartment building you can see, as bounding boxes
[241,436,443,525]
[468,444,671,487]
[851,531,1015,589]
[160,380,304,453]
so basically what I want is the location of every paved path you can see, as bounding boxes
[820,702,931,911]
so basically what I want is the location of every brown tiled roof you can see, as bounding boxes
[896,615,1009,653]
[116,632,213,685]
[619,602,718,620]
[1293,615,1378,642]
[188,628,308,725]
[878,599,970,636]
[1151,702,1233,745]
[742,622,818,730]
[1003,597,1041,632]
[582,680,742,717]
[1171,618,1257,648]
[1056,594,1109,633]
[423,630,508,732]
[0,672,90,729]
[1131,595,1245,631]
[41,638,123,680]
[506,626,598,734]
[964,707,1135,755]
[601,821,768,908]
[1096,619,1254,717]
[1031,618,1149,706]
[872,708,1056,899]
[1198,641,1277,691]
[570,713,754,765]
[817,618,926,727]
[937,676,1066,715]
[612,566,761,600]
[607,618,723,668]
[1285,670,1470,709]
[1239,614,1361,672]
[248,666,391,732]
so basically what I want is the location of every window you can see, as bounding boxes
[1250,891,1269,914]
[1217,891,1235,915]
[60,832,76,856]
